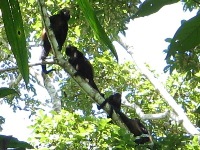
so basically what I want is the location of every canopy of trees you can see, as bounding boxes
[0,0,200,149]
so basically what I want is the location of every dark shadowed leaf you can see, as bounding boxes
[194,106,200,114]
[135,0,179,18]
[0,134,33,149]
[0,0,29,85]
[0,87,19,98]
[77,0,118,61]
[166,13,200,58]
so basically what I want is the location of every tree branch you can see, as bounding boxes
[123,102,170,120]
[37,0,59,58]
[124,100,184,124]
[36,0,118,125]
[0,61,55,73]
[43,75,61,112]
[37,0,153,145]
[117,37,200,135]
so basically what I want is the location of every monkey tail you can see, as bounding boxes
[89,80,104,97]
[117,111,152,144]
[117,111,131,126]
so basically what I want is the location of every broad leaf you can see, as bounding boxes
[77,0,118,61]
[0,134,33,149]
[135,0,179,18]
[1,0,29,85]
[166,13,200,58]
[0,87,18,98]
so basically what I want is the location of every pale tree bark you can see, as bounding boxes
[37,0,153,145]
[117,37,200,136]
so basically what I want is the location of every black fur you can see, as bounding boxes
[98,93,151,144]
[97,93,121,118]
[66,45,103,95]
[41,8,70,74]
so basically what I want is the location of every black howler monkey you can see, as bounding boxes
[66,45,103,96]
[41,8,70,74]
[97,93,121,118]
[98,93,151,144]
[118,113,151,144]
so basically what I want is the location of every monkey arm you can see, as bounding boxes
[97,98,110,110]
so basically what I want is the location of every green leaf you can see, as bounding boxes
[0,134,33,148]
[0,87,18,98]
[194,106,200,114]
[166,13,200,58]
[0,0,29,85]
[77,0,118,61]
[135,0,179,18]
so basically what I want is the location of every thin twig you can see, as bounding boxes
[0,61,55,73]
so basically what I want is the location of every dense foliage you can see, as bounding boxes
[0,0,200,149]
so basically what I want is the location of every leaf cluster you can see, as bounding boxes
[164,13,200,84]
[29,110,137,150]
[0,0,200,149]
